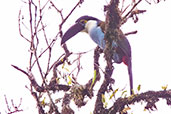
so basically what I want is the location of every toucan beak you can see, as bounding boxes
[61,23,85,45]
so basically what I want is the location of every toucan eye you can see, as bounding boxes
[79,19,87,25]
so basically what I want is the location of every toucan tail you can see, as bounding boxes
[122,56,133,95]
[127,60,133,95]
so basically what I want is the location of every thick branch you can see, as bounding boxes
[85,47,102,98]
[31,92,45,114]
[108,90,171,114]
[93,67,114,114]
[94,0,120,113]
[61,93,74,114]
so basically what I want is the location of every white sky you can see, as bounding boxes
[0,0,171,114]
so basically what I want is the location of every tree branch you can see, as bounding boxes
[108,90,171,114]
[94,0,121,113]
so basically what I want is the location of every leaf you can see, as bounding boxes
[121,90,127,97]
[101,94,106,103]
[137,84,141,91]
[61,61,70,72]
[62,62,65,69]
[109,88,118,100]
[102,94,108,108]
[122,107,131,113]
[144,108,147,111]
[41,97,46,106]
[104,102,108,108]
[64,67,70,72]
[56,77,60,84]
[61,58,64,62]
[68,75,72,85]
[161,84,168,90]
[90,70,96,89]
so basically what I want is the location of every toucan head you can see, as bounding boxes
[61,15,100,45]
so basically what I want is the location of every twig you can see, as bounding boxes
[11,65,44,92]
[145,0,152,4]
[122,0,142,22]
[18,9,31,43]
[31,33,58,69]
[41,0,51,10]
[28,0,34,70]
[4,95,23,114]
[124,30,137,36]
[11,65,29,76]
[50,1,64,20]
[58,0,84,37]
[121,4,130,15]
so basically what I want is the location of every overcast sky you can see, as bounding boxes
[0,0,171,114]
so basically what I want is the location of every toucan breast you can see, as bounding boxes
[85,21,105,49]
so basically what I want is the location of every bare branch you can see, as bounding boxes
[18,9,31,43]
[58,0,84,37]
[11,65,29,76]
[50,1,64,20]
[124,30,137,36]
[11,65,44,92]
[4,95,23,114]
[120,0,148,25]
[123,0,142,19]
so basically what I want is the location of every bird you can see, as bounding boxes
[61,15,133,94]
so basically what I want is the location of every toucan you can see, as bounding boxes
[61,15,133,94]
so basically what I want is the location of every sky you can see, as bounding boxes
[0,0,171,114]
